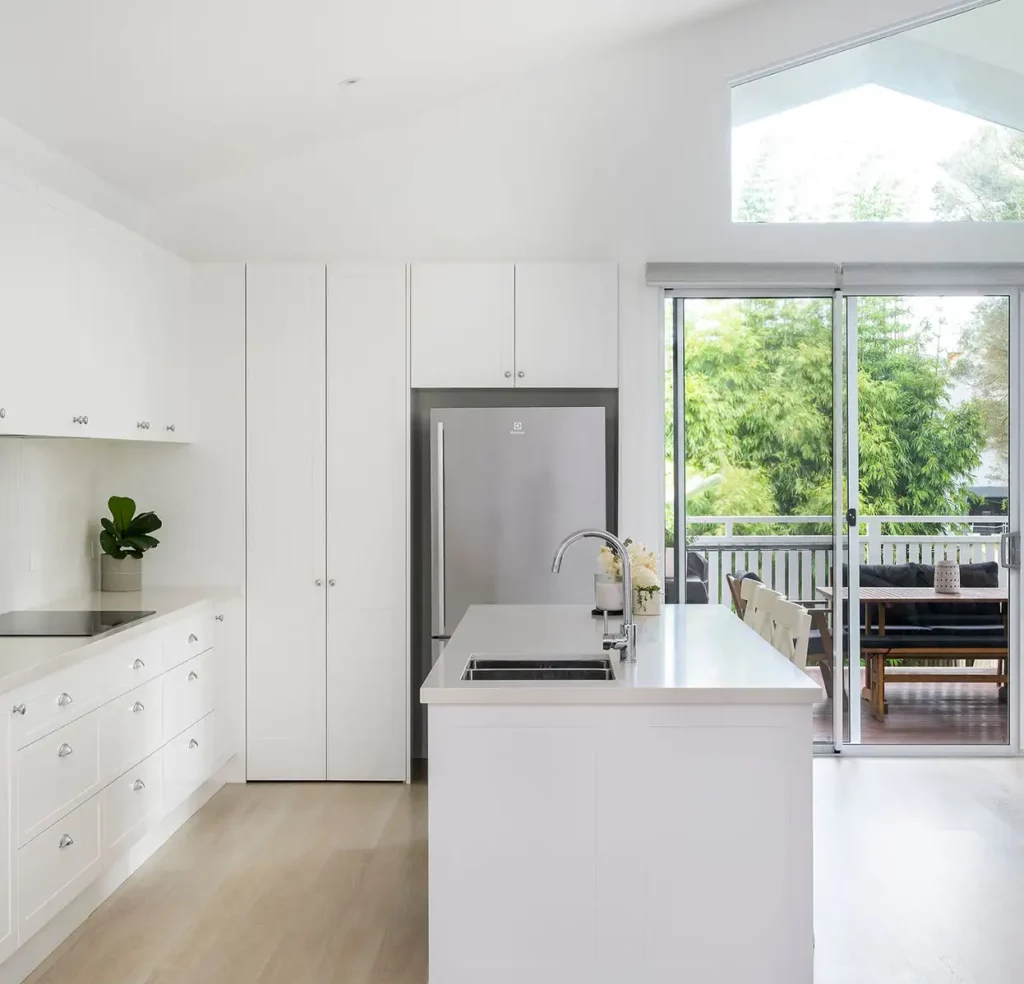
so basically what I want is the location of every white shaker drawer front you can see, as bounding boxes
[13,662,104,749]
[162,609,213,670]
[162,650,214,742]
[101,632,162,695]
[18,798,102,943]
[162,712,215,812]
[18,714,101,846]
[99,677,164,782]
[103,753,163,853]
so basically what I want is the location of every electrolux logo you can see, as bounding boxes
[510,420,524,436]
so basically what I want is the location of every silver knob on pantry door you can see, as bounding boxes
[517,371,525,379]
[504,371,512,378]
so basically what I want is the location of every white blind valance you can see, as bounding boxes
[647,262,1024,292]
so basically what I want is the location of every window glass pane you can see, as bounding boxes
[732,0,1024,222]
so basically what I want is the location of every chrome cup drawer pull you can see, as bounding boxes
[132,658,145,670]
[188,738,199,749]
[214,614,224,622]
[57,743,73,758]
[57,692,73,707]
[188,670,198,682]
[58,833,74,849]
[11,704,25,716]
[188,633,198,644]
[132,779,146,791]
[132,701,145,713]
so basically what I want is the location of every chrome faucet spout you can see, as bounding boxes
[550,529,637,663]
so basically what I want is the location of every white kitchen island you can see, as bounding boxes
[421,603,821,984]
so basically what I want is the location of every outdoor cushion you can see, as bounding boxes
[856,632,1007,651]
[913,561,1001,619]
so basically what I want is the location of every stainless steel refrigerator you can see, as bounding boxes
[430,406,607,648]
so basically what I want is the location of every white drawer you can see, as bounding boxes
[162,649,214,742]
[99,677,164,783]
[18,797,102,942]
[102,753,163,853]
[18,714,101,847]
[162,712,215,813]
[13,662,104,750]
[162,607,213,670]
[100,632,163,696]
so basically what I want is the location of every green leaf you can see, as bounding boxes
[99,529,128,559]
[122,534,159,553]
[108,496,136,537]
[127,511,162,536]
[100,517,117,536]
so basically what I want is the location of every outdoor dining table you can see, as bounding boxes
[815,586,1008,719]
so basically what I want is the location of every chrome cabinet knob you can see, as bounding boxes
[214,614,224,622]
[72,415,80,424]
[188,670,198,682]
[132,779,146,791]
[517,370,525,379]
[57,742,73,758]
[188,738,199,749]
[315,579,323,587]
[188,633,198,644]
[57,692,73,707]
[132,701,145,713]
[0,408,6,419]
[133,658,145,670]
[504,370,512,379]
[328,578,336,587]
[58,833,74,849]
[166,424,175,432]
[137,421,145,429]
[12,704,25,716]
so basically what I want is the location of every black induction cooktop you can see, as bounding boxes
[0,610,156,637]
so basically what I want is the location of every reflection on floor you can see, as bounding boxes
[809,668,1009,745]
[25,760,1024,984]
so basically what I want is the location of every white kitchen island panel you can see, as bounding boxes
[424,605,815,984]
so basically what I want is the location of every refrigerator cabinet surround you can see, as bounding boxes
[430,406,607,641]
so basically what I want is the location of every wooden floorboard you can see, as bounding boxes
[24,759,1024,983]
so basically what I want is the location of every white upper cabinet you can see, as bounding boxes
[409,262,618,389]
[410,263,515,388]
[0,178,191,442]
[513,262,618,388]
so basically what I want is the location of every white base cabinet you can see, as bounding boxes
[0,601,237,974]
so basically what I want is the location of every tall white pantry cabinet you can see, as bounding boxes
[246,263,409,782]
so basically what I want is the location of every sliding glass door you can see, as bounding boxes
[840,291,1019,748]
[666,293,838,748]
[666,281,1021,753]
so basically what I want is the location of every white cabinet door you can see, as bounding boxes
[410,263,514,388]
[0,714,13,964]
[326,265,409,781]
[513,262,618,388]
[213,599,245,776]
[246,264,328,780]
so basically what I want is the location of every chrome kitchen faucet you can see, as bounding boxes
[551,529,637,662]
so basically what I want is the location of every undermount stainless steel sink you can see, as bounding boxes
[462,656,615,682]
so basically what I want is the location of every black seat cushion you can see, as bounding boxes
[856,631,1007,651]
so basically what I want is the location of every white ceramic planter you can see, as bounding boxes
[101,554,142,593]
[633,587,663,616]
[594,575,624,612]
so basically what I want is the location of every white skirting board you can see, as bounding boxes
[0,761,235,984]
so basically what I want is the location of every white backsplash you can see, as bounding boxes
[0,438,102,613]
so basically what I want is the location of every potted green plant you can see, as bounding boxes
[99,496,162,592]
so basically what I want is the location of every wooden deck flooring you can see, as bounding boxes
[811,672,1009,745]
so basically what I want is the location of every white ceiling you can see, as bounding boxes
[0,0,743,202]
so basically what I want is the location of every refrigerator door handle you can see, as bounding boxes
[436,421,447,636]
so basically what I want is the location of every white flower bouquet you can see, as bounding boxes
[599,539,662,614]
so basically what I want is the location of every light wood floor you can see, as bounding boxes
[27,759,1024,983]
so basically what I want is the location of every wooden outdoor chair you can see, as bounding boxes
[725,572,745,616]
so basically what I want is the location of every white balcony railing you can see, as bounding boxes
[678,515,1008,605]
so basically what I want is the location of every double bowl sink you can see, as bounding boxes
[462,656,615,682]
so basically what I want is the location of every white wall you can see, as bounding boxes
[0,439,104,613]
[144,0,1021,551]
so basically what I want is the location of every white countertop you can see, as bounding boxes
[0,587,239,696]
[420,604,823,705]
